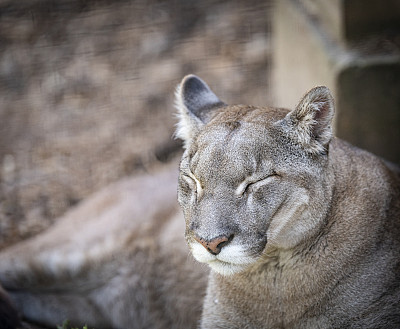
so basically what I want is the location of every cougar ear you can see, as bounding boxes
[175,75,225,147]
[281,86,335,155]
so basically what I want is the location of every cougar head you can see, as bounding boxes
[176,75,334,275]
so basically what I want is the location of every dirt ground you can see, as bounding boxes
[0,0,271,251]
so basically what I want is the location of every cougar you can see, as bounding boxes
[0,75,399,329]
[176,75,400,328]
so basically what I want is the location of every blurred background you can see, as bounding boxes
[0,0,399,250]
[0,0,272,249]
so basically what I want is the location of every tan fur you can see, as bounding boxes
[1,75,399,329]
[176,75,400,328]
[0,165,208,328]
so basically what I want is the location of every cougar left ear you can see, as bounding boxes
[281,86,335,155]
[175,75,225,147]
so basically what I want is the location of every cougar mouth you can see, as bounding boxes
[190,241,257,275]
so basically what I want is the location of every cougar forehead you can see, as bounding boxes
[209,104,288,127]
[188,105,289,180]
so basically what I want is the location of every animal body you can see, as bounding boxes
[0,165,207,328]
[0,74,399,329]
[176,75,400,328]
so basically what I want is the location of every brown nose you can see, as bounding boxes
[194,234,233,255]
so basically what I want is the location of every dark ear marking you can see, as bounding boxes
[175,75,225,147]
[181,75,225,122]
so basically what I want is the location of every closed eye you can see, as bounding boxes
[181,173,195,187]
[236,172,279,196]
[181,172,204,199]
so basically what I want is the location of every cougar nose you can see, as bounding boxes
[194,234,233,255]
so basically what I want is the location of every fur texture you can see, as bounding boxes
[175,74,225,147]
[176,75,400,328]
[0,75,398,329]
[0,166,207,329]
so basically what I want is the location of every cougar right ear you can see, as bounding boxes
[279,86,335,155]
[175,75,225,147]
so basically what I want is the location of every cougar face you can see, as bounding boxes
[177,86,333,275]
